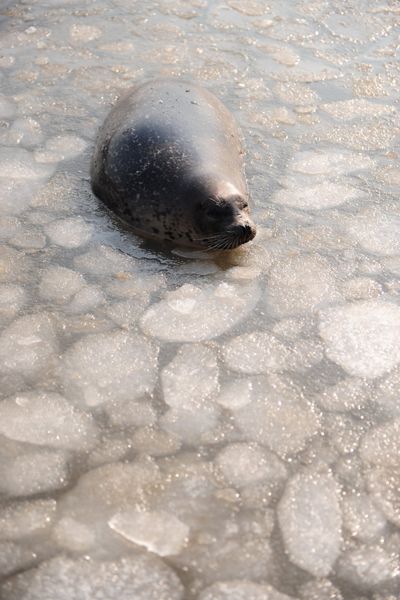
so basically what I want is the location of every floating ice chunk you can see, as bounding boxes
[233,377,320,457]
[0,541,36,577]
[278,468,342,576]
[52,517,96,552]
[0,216,21,240]
[106,297,149,327]
[162,344,219,408]
[10,230,46,249]
[198,581,296,600]
[0,554,183,600]
[61,331,158,406]
[87,434,133,468]
[160,403,220,444]
[35,135,89,163]
[321,99,395,120]
[222,331,290,374]
[289,150,374,176]
[141,281,260,342]
[366,464,400,527]
[105,398,156,428]
[372,367,400,417]
[131,427,181,456]
[74,245,138,276]
[359,419,400,467]
[45,216,92,248]
[0,179,42,215]
[215,443,287,488]
[346,211,400,256]
[319,300,400,378]
[265,254,342,318]
[272,181,363,210]
[274,81,319,105]
[67,285,105,313]
[70,24,102,42]
[0,499,56,541]
[299,579,343,600]
[0,246,32,284]
[39,265,85,302]
[314,378,369,412]
[342,277,382,300]
[0,448,69,496]
[0,94,16,119]
[0,148,53,180]
[337,545,399,589]
[342,492,386,543]
[322,121,397,151]
[7,118,43,146]
[0,391,98,451]
[0,313,57,377]
[216,379,254,410]
[0,284,26,320]
[109,510,189,556]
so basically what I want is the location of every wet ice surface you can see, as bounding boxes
[0,1,399,599]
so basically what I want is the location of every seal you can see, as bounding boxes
[90,78,256,250]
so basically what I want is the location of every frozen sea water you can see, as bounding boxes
[0,0,399,598]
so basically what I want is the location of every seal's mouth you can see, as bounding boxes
[197,222,256,251]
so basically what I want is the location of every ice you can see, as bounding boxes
[265,254,342,318]
[0,499,57,541]
[342,277,382,301]
[342,493,386,543]
[0,94,16,118]
[337,545,399,589]
[35,135,89,163]
[10,229,47,249]
[39,265,85,302]
[74,245,139,276]
[0,391,98,451]
[0,313,57,377]
[321,99,395,120]
[141,281,260,342]
[222,331,290,374]
[160,403,220,444]
[346,211,400,256]
[0,541,36,577]
[319,300,400,378]
[109,510,189,556]
[272,181,363,210]
[0,147,53,180]
[6,117,43,147]
[289,150,375,176]
[198,581,297,600]
[359,419,400,467]
[67,285,105,313]
[61,330,158,407]
[372,367,400,417]
[215,443,287,488]
[366,464,400,527]
[104,394,156,430]
[0,178,42,215]
[131,426,181,456]
[277,468,342,576]
[70,24,103,42]
[44,216,92,248]
[216,379,254,410]
[314,378,370,412]
[233,377,320,458]
[0,554,184,600]
[106,297,149,327]
[0,284,26,320]
[52,517,96,552]
[0,448,69,496]
[274,81,319,105]
[299,579,343,600]
[162,344,219,408]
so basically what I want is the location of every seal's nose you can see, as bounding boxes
[239,222,257,243]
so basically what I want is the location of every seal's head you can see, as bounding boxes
[185,177,257,251]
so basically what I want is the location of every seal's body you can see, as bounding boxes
[91,79,256,250]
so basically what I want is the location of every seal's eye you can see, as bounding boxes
[205,203,233,221]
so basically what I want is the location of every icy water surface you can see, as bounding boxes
[0,0,400,598]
